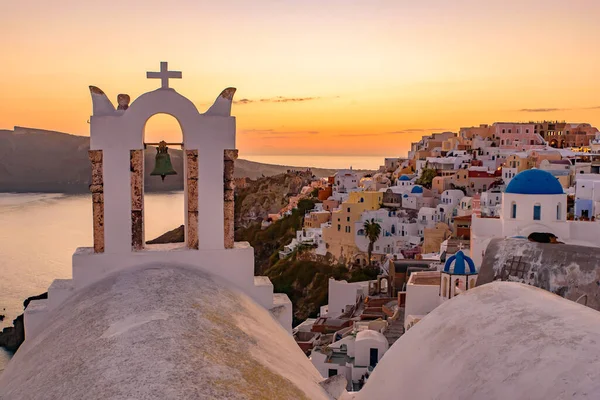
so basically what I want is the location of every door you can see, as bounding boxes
[369,348,379,367]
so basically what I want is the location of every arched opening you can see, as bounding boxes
[379,277,389,294]
[511,202,517,219]
[557,203,562,220]
[143,113,185,246]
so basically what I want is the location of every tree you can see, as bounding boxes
[363,219,382,267]
[416,168,437,188]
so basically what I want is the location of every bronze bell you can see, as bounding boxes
[151,141,177,181]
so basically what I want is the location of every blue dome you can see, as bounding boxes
[399,175,411,181]
[443,251,477,275]
[411,186,423,194]
[403,194,408,198]
[505,169,564,195]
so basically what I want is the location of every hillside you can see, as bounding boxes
[0,127,337,192]
[235,198,379,324]
[235,171,315,228]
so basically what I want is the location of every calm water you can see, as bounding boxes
[244,154,385,170]
[0,192,186,372]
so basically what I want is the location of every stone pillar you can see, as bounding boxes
[186,150,199,249]
[130,150,144,251]
[89,150,104,253]
[224,149,238,249]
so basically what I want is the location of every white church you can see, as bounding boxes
[3,65,600,400]
[471,168,600,267]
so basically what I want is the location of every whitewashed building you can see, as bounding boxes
[334,169,359,194]
[354,209,419,256]
[574,173,600,220]
[404,250,478,331]
[310,324,390,388]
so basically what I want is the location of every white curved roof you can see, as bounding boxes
[355,329,387,344]
[353,282,600,400]
[0,265,332,400]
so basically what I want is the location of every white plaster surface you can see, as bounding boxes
[351,282,600,400]
[1,265,334,400]
[90,86,235,252]
[327,279,369,319]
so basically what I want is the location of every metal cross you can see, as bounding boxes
[147,61,182,89]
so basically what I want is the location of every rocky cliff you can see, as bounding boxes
[0,127,336,192]
[235,171,315,228]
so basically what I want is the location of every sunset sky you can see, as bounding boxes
[2,0,600,161]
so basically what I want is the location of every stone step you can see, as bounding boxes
[24,299,49,339]
[271,293,293,334]
[272,293,292,307]
[48,279,75,311]
[253,276,274,309]
[254,276,273,287]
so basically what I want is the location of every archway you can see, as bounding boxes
[142,113,185,246]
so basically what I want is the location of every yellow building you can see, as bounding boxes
[505,154,528,172]
[422,223,452,254]
[451,168,469,189]
[304,211,331,229]
[322,191,383,263]
[432,175,452,194]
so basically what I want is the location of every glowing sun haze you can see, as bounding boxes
[2,0,600,160]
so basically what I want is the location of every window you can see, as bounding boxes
[511,202,517,219]
[526,129,529,134]
[370,348,379,367]
[533,204,541,220]
[328,369,338,378]
[337,224,341,231]
[347,207,350,213]
[347,217,350,222]
[557,203,562,220]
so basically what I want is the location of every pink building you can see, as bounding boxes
[495,123,544,151]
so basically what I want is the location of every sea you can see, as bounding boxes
[243,155,385,170]
[0,192,187,373]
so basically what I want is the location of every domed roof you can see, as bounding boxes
[443,251,476,275]
[356,282,600,400]
[411,186,424,194]
[0,265,329,400]
[356,330,388,345]
[505,169,564,195]
[399,175,411,181]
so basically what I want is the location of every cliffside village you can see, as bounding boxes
[264,121,600,390]
[6,62,600,399]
